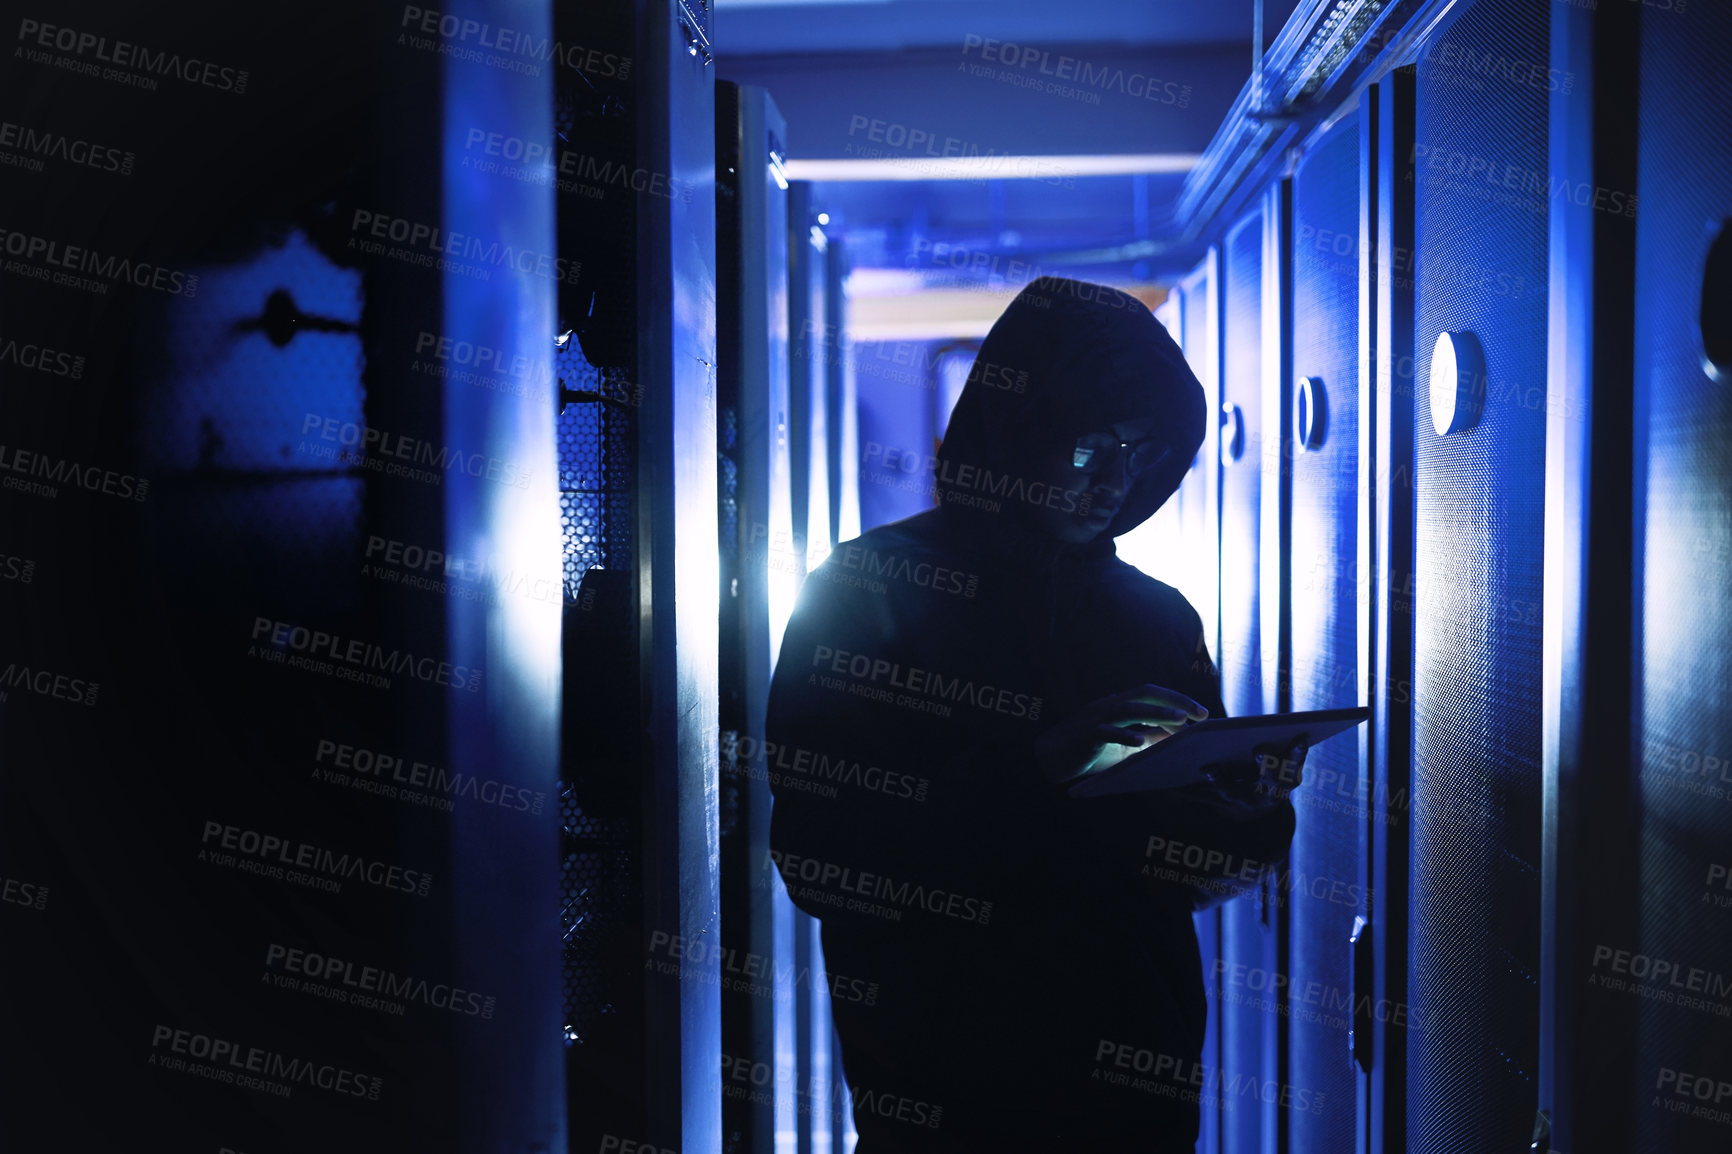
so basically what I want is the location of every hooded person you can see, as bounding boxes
[764,276,1304,1150]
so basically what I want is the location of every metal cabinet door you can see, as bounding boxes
[1287,106,1365,1154]
[1408,0,1551,1148]
[1218,207,1279,1154]
[1630,3,1732,1150]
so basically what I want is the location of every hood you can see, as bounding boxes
[934,276,1206,543]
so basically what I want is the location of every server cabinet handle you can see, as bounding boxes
[1295,375,1326,451]
[1349,916,1373,1072]
[1221,403,1245,464]
[1704,218,1731,381]
[1429,330,1485,436]
[1529,1108,1552,1153]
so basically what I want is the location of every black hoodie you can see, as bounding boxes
[764,277,1295,1150]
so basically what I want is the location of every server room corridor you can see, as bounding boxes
[0,1,1728,1152]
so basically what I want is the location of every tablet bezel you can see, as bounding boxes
[1065,705,1371,798]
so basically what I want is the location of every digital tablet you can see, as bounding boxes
[1065,707,1371,798]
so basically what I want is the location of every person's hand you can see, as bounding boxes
[1201,739,1308,812]
[1034,684,1209,785]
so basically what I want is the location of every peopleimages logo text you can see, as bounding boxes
[314,737,546,815]
[0,228,194,295]
[0,444,148,498]
[0,120,134,174]
[265,943,496,1018]
[810,645,1044,720]
[251,616,484,692]
[0,337,84,378]
[1,873,49,911]
[765,849,993,925]
[16,19,249,93]
[299,413,532,490]
[0,662,98,706]
[399,7,630,78]
[961,35,1191,106]
[149,1026,380,1099]
[862,441,1087,515]
[201,820,433,897]
[350,209,580,284]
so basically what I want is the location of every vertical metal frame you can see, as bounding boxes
[1155,291,1181,345]
[793,913,823,1154]
[1281,102,1366,1154]
[784,180,836,1154]
[1540,2,1641,1150]
[786,182,822,578]
[637,0,720,1144]
[821,231,859,1153]
[804,230,833,575]
[825,242,857,549]
[1260,180,1296,723]
[1366,65,1415,1154]
[722,83,794,1154]
[1204,246,1227,1154]
[1258,177,1295,1154]
[1218,205,1274,1154]
[1202,246,1226,687]
[733,82,791,753]
[1185,246,1228,1154]
[1181,251,1227,663]
[439,4,567,1152]
[1160,280,1214,1154]
[1355,80,1378,1154]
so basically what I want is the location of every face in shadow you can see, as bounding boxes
[1021,414,1171,544]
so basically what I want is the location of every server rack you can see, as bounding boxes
[1173,2,1732,1150]
[561,3,727,1146]
[717,80,797,1154]
[1155,254,1228,1154]
[1366,66,1417,1154]
[785,180,857,1154]
[1576,3,1730,1152]
[821,231,860,1148]
[827,242,861,552]
[1286,106,1366,1154]
[1218,205,1280,1154]
[717,155,858,1152]
[1406,3,1551,1150]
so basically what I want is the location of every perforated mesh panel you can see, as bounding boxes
[719,408,739,567]
[137,244,364,473]
[152,481,362,611]
[1633,5,1732,1149]
[1409,1,1548,1147]
[559,783,635,1045]
[1222,212,1265,717]
[556,331,636,1042]
[136,229,365,617]
[1287,110,1363,1154]
[556,337,634,592]
[1218,209,1268,1154]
